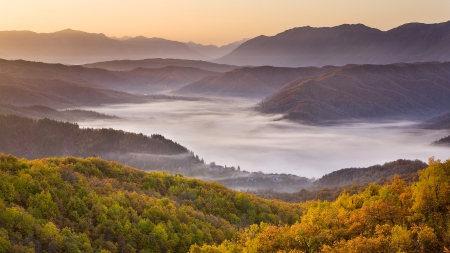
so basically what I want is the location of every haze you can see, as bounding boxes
[77,98,450,178]
[1,0,449,45]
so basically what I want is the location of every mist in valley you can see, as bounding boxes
[77,97,450,178]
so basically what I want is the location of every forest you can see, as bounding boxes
[0,153,449,252]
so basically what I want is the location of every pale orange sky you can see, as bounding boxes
[1,0,449,46]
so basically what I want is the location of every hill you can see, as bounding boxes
[433,135,450,146]
[313,159,427,188]
[217,21,450,67]
[258,62,450,124]
[0,29,205,64]
[194,159,450,252]
[0,114,314,192]
[0,72,141,108]
[83,58,240,72]
[1,154,448,252]
[0,59,219,94]
[174,65,338,98]
[0,154,303,252]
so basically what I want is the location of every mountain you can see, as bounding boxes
[217,21,450,67]
[0,29,206,64]
[258,62,450,124]
[83,58,240,72]
[0,72,141,108]
[0,59,219,94]
[186,38,249,59]
[174,65,338,98]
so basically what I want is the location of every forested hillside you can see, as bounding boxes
[192,158,450,253]
[258,62,450,124]
[0,115,190,165]
[0,154,303,252]
[1,155,449,252]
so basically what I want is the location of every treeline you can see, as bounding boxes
[0,154,304,253]
[192,158,450,253]
[0,114,197,169]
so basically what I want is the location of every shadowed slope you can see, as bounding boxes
[174,65,338,98]
[258,62,450,123]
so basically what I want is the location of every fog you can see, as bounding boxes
[77,97,450,178]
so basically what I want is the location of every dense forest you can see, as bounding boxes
[192,158,450,253]
[0,154,303,252]
[0,114,196,170]
[0,154,449,252]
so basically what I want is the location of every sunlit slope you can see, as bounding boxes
[0,154,303,252]
[193,158,450,252]
[258,62,450,124]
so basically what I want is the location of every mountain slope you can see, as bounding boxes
[217,21,450,67]
[0,59,218,94]
[0,29,205,64]
[0,153,303,252]
[174,65,338,98]
[258,62,450,124]
[83,58,240,72]
[0,72,141,108]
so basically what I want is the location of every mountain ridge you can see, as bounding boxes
[217,20,450,67]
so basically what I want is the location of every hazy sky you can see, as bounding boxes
[1,0,449,45]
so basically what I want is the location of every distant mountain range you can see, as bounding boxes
[2,20,449,66]
[0,29,248,64]
[217,21,450,67]
[258,62,450,124]
[0,29,204,64]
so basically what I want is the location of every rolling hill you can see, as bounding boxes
[174,65,338,98]
[217,21,450,67]
[258,62,450,124]
[0,29,206,64]
[83,58,240,72]
[0,59,219,94]
[0,72,141,108]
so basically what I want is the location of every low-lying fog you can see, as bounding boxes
[77,97,450,178]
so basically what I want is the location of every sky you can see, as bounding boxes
[1,0,449,46]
